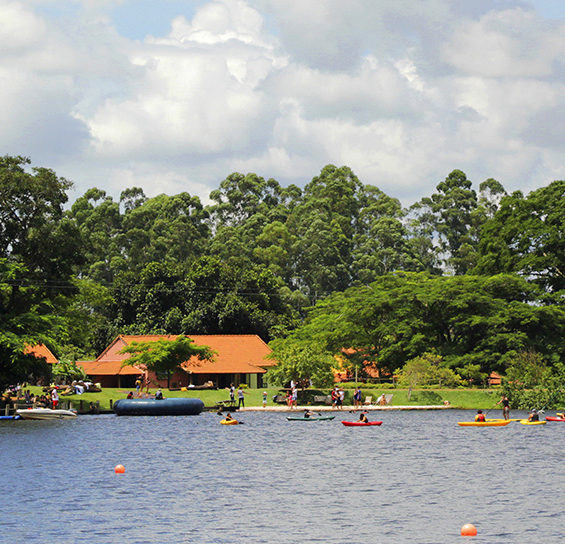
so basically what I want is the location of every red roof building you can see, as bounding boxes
[78,334,274,389]
[24,344,58,364]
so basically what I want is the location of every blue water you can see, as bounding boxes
[0,410,563,543]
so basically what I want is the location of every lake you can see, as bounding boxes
[0,409,562,543]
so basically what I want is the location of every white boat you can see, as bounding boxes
[16,408,77,420]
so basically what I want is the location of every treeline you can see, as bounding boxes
[1,155,564,387]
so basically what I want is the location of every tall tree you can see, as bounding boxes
[410,170,480,274]
[475,180,565,293]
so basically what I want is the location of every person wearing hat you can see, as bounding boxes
[527,409,539,422]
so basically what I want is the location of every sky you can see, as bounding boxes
[1,0,564,205]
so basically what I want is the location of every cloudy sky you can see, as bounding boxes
[1,0,563,205]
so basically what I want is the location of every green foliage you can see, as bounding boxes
[266,339,336,388]
[475,181,565,293]
[396,353,463,388]
[119,335,215,376]
[52,360,88,382]
[502,351,565,409]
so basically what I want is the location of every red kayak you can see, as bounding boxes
[342,421,383,426]
[545,416,565,422]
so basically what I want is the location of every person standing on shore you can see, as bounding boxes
[497,395,510,420]
[51,387,59,410]
[228,383,235,403]
[237,386,247,408]
[353,387,362,409]
[262,391,268,408]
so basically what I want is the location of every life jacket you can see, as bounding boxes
[475,413,486,422]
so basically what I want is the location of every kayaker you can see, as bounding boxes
[496,395,510,420]
[557,412,565,419]
[359,411,369,423]
[224,413,234,421]
[527,409,539,422]
[303,409,316,418]
[475,410,486,422]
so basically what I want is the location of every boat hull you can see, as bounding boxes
[287,415,335,421]
[545,417,565,422]
[113,398,204,416]
[342,421,383,426]
[16,408,77,420]
[458,420,511,427]
[519,419,546,425]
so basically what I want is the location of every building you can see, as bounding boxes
[78,334,275,389]
[24,344,58,364]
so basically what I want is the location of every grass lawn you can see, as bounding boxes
[24,385,502,412]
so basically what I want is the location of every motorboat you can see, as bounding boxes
[16,407,77,420]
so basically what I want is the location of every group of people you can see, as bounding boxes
[474,395,550,422]
[228,383,248,408]
[331,386,345,409]
[2,384,60,409]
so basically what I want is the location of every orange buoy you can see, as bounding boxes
[114,464,125,474]
[461,523,477,537]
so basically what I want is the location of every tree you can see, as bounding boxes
[410,170,480,274]
[266,339,335,389]
[502,351,565,410]
[285,272,565,377]
[119,336,215,388]
[475,180,565,293]
[395,353,463,392]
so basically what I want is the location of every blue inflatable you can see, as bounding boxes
[113,397,204,416]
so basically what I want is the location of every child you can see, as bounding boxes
[262,391,268,408]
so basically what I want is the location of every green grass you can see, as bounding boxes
[24,385,502,412]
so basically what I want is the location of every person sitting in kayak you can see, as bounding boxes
[224,413,234,421]
[475,410,486,422]
[359,411,369,423]
[557,412,565,419]
[303,409,317,418]
[527,409,539,422]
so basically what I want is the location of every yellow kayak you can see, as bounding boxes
[519,419,546,425]
[220,419,238,425]
[458,420,511,427]
[486,418,521,422]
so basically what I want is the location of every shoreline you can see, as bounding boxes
[236,404,451,412]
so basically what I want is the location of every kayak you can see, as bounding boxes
[486,418,522,422]
[519,419,546,425]
[0,415,21,420]
[287,415,335,421]
[220,419,238,425]
[458,420,511,427]
[545,416,565,422]
[342,421,382,426]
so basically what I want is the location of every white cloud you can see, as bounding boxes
[0,0,563,206]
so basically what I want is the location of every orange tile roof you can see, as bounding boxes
[78,361,142,376]
[24,344,58,364]
[93,334,274,375]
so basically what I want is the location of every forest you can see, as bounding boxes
[1,155,564,391]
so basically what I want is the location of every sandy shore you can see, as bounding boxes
[238,404,450,412]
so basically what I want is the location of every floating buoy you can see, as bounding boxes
[461,523,477,537]
[114,464,125,474]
